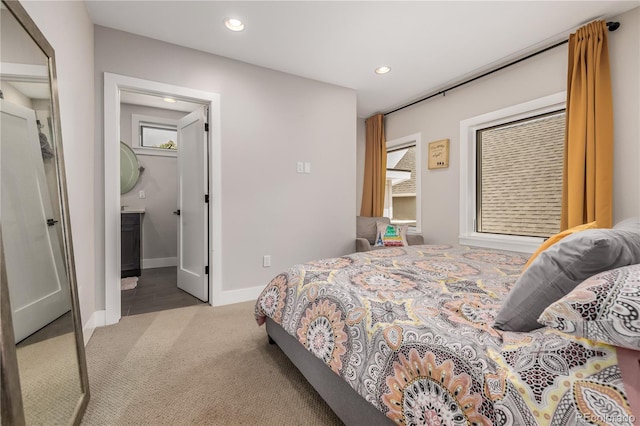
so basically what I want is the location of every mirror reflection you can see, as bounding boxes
[120,141,141,194]
[1,3,83,424]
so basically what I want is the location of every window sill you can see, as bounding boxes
[132,147,177,157]
[459,232,542,254]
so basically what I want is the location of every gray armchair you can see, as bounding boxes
[356,216,424,252]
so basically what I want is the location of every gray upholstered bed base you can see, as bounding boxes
[266,318,392,425]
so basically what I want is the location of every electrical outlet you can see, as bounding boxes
[296,162,304,173]
[263,255,271,267]
[139,190,146,199]
[304,162,311,173]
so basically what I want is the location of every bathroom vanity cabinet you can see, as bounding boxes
[121,211,144,278]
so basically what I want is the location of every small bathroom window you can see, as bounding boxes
[131,114,178,157]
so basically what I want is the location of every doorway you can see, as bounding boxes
[104,73,221,325]
[119,91,205,316]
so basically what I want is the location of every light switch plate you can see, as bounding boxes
[263,255,271,267]
[304,162,311,173]
[296,162,304,173]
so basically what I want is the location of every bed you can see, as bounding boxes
[255,242,640,425]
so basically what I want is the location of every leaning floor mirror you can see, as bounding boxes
[0,0,90,424]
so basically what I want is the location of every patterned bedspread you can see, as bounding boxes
[255,245,634,425]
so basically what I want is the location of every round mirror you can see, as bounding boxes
[120,142,140,194]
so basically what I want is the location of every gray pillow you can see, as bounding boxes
[493,227,640,332]
[613,217,640,233]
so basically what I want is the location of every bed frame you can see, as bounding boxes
[266,318,392,425]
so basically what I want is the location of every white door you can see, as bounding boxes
[0,100,71,342]
[176,106,208,301]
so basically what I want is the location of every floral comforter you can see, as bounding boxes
[255,245,634,425]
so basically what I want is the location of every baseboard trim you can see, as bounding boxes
[213,285,264,307]
[83,310,105,346]
[142,257,177,269]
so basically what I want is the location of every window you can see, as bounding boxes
[459,92,566,253]
[131,114,178,157]
[384,133,421,233]
[141,123,177,150]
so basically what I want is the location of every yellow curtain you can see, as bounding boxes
[561,21,614,230]
[360,114,387,217]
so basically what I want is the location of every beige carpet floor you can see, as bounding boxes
[81,301,343,425]
[17,332,82,425]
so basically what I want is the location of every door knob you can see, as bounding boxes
[173,210,180,216]
[47,218,59,226]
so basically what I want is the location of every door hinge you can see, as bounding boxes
[205,266,209,275]
[204,123,209,132]
[204,194,209,203]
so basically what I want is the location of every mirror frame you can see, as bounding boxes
[0,1,90,424]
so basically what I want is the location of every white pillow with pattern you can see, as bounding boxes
[538,264,640,350]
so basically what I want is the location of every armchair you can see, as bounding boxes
[356,216,424,252]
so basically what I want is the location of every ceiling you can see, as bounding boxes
[86,1,639,118]
[120,90,203,113]
[6,81,50,99]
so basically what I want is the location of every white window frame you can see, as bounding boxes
[131,113,178,157]
[459,92,566,253]
[386,133,422,234]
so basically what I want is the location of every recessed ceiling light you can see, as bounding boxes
[163,97,177,103]
[224,17,245,32]
[375,66,391,75]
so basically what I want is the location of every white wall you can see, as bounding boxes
[0,81,32,107]
[609,8,640,221]
[120,103,185,264]
[95,26,356,307]
[0,8,47,66]
[21,2,95,327]
[358,7,640,245]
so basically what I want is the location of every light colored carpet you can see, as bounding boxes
[120,277,138,291]
[81,302,343,425]
[17,332,82,425]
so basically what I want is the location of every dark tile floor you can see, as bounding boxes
[121,266,205,316]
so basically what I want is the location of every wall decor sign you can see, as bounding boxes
[428,139,450,169]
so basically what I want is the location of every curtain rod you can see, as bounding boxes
[384,21,621,116]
